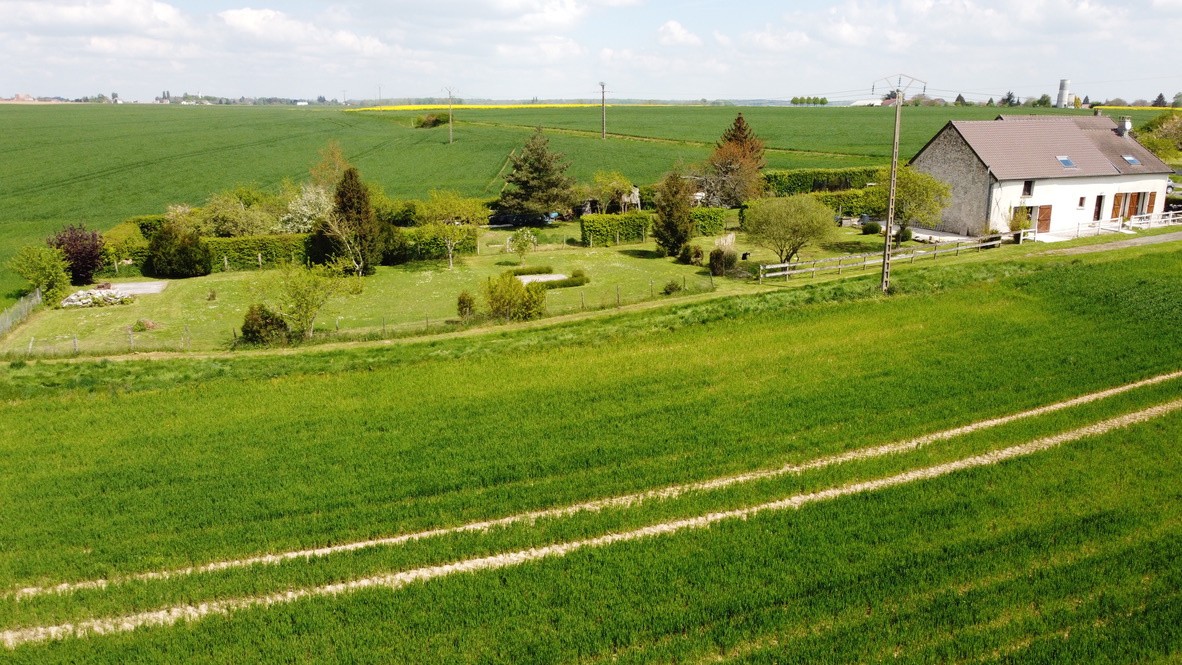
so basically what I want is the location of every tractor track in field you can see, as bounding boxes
[4,398,1179,649]
[8,369,1180,602]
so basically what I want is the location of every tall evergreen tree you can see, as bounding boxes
[499,129,576,216]
[717,112,765,168]
[652,167,696,257]
[1153,93,1168,108]
[311,167,381,276]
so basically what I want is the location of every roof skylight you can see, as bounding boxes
[1122,155,1142,165]
[1057,156,1076,168]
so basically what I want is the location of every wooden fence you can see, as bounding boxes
[0,289,42,338]
[759,231,1033,283]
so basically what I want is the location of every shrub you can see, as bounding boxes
[414,113,448,128]
[240,303,289,346]
[861,221,882,235]
[895,227,913,243]
[579,211,652,246]
[677,244,694,265]
[6,245,71,305]
[144,221,213,278]
[678,244,704,266]
[47,223,105,285]
[456,290,476,319]
[690,208,727,236]
[484,272,547,321]
[661,279,684,295]
[708,248,738,276]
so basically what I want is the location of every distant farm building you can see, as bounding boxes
[911,115,1172,236]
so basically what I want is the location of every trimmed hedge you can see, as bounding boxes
[508,265,554,276]
[206,234,310,271]
[690,208,726,236]
[763,167,878,196]
[579,211,652,246]
[102,220,151,270]
[383,224,480,264]
[814,189,884,217]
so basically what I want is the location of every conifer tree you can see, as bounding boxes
[311,167,381,276]
[652,167,696,256]
[499,129,576,216]
[717,112,765,168]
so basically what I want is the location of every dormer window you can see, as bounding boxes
[1022,180,1034,197]
[1122,155,1141,165]
[1057,156,1076,168]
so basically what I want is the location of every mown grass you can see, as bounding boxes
[0,248,1179,592]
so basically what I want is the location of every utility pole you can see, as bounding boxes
[378,85,382,105]
[599,82,606,139]
[445,87,456,144]
[872,74,926,294]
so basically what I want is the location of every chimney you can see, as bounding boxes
[1116,116,1133,137]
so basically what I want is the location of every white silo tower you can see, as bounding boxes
[1056,79,1071,108]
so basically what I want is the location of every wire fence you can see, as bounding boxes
[0,289,42,339]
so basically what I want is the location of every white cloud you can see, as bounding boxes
[657,20,701,46]
[712,30,732,47]
[495,35,585,61]
[746,24,810,51]
[218,8,388,56]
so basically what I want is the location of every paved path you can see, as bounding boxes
[102,281,169,294]
[1044,231,1182,255]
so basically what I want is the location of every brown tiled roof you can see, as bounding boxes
[936,116,1172,180]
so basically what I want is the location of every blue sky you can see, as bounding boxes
[2,0,1180,103]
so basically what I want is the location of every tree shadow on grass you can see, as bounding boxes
[823,240,880,255]
[618,249,666,260]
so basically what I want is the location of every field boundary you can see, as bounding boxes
[5,397,1179,649]
[11,368,1180,602]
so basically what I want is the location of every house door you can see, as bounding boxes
[1093,195,1105,222]
[1037,206,1052,233]
[1126,192,1141,218]
[1111,193,1125,220]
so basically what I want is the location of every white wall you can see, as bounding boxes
[989,174,1169,233]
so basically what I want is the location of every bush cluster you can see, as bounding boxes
[708,248,738,276]
[579,211,652,246]
[814,189,880,217]
[763,167,878,196]
[484,272,547,321]
[661,279,684,295]
[861,221,882,235]
[102,221,151,273]
[677,244,704,266]
[240,303,289,346]
[690,208,726,236]
[456,291,476,319]
[413,113,448,128]
[144,221,212,278]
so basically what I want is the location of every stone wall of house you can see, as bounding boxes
[911,126,994,235]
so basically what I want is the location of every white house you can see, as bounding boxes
[910,115,1172,236]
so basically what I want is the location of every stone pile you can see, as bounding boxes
[60,289,135,308]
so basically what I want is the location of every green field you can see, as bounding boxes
[1,241,1180,661]
[3,102,1161,304]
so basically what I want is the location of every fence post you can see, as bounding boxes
[27,337,34,357]
[649,279,654,298]
[128,329,134,352]
[616,285,621,307]
[73,335,79,355]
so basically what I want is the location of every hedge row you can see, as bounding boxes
[579,211,652,246]
[690,208,726,236]
[384,224,480,263]
[813,189,886,218]
[206,234,311,271]
[763,167,879,196]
